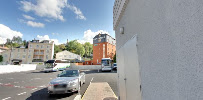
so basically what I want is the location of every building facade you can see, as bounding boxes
[0,46,9,55]
[114,0,203,100]
[56,50,82,61]
[2,40,54,64]
[92,34,116,65]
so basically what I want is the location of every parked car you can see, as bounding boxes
[48,70,85,95]
[113,63,117,70]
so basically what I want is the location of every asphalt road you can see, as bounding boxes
[0,70,117,100]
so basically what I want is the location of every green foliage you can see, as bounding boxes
[58,44,66,51]
[113,53,116,63]
[0,55,3,62]
[5,37,24,48]
[83,42,93,57]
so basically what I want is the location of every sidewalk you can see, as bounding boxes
[82,82,117,100]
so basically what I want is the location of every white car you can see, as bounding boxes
[48,70,85,95]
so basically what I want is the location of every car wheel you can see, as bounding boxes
[48,94,54,97]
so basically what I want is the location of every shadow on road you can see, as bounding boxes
[26,88,75,100]
[83,70,117,74]
[31,71,56,74]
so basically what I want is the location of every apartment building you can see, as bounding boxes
[92,34,116,65]
[2,40,54,64]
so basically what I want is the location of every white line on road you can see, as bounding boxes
[2,97,11,100]
[14,86,21,88]
[39,85,46,88]
[90,77,94,83]
[31,88,38,91]
[17,92,26,96]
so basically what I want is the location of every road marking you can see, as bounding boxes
[14,86,21,88]
[2,97,11,100]
[90,77,94,83]
[38,85,46,88]
[17,92,26,96]
[32,88,38,90]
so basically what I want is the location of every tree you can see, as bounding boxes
[58,44,66,51]
[23,40,27,47]
[54,45,62,58]
[83,42,93,57]
[12,36,22,44]
[0,55,3,62]
[113,53,116,63]
[66,40,85,56]
[76,43,85,56]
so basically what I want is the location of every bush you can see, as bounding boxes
[0,55,3,62]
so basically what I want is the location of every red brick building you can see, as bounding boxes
[92,34,116,65]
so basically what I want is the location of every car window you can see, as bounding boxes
[58,70,79,77]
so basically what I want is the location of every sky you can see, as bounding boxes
[0,0,115,45]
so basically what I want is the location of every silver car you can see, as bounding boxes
[48,70,85,95]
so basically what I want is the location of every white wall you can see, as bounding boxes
[70,64,101,70]
[115,0,203,100]
[0,64,37,74]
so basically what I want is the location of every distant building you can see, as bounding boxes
[56,50,82,61]
[92,34,116,65]
[2,39,54,64]
[0,46,9,55]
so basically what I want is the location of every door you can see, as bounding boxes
[117,46,127,100]
[123,36,141,100]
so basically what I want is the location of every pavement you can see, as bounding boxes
[0,70,118,100]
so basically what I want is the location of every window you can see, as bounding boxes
[30,45,32,48]
[47,50,49,53]
[28,55,31,58]
[47,46,49,48]
[23,55,25,59]
[46,55,48,59]
[41,45,43,48]
[36,45,39,48]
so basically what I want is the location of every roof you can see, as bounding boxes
[0,46,9,50]
[46,60,55,63]
[57,50,81,57]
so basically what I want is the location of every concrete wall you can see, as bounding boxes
[115,0,203,100]
[0,64,37,74]
[70,64,101,70]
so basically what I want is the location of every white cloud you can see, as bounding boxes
[37,35,60,45]
[23,14,35,20]
[27,21,45,28]
[78,30,109,44]
[52,33,59,35]
[0,24,23,44]
[20,0,67,21]
[67,4,86,20]
[20,0,86,21]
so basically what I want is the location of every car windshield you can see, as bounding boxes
[45,63,53,68]
[58,70,79,77]
[102,60,110,66]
